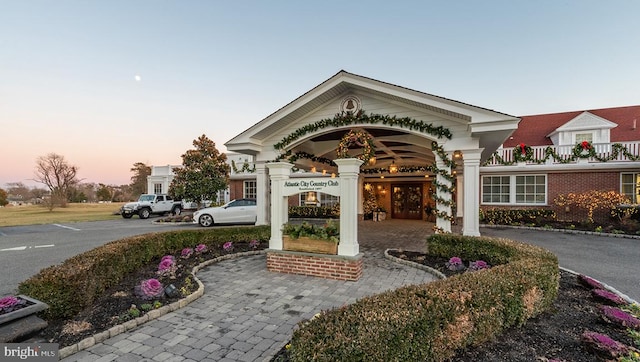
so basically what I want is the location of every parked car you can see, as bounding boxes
[192,199,257,227]
[121,194,182,219]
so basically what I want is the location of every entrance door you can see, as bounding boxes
[391,184,423,219]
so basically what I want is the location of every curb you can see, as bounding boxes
[58,250,267,359]
[481,224,640,240]
[559,266,638,305]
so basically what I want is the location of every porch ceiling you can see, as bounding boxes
[290,127,436,175]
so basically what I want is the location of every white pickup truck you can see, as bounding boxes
[120,194,183,219]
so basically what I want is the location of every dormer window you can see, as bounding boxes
[575,133,593,144]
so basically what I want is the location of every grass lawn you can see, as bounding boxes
[0,203,126,227]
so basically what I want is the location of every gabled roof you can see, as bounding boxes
[503,105,640,147]
[225,70,519,155]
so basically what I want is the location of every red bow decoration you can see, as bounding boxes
[581,141,591,150]
[520,143,526,155]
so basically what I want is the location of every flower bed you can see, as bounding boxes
[287,234,559,361]
[17,226,270,320]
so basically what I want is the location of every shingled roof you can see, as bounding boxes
[503,105,640,147]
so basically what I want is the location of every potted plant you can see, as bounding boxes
[281,220,339,254]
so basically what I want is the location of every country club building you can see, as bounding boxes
[150,71,640,236]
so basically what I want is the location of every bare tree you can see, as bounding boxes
[33,153,80,209]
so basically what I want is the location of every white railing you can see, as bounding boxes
[483,141,640,166]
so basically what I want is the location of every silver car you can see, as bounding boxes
[192,199,257,227]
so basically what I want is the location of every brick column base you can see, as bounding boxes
[266,250,363,281]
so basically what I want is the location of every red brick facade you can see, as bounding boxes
[266,251,363,281]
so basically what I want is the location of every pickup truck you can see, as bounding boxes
[120,194,183,219]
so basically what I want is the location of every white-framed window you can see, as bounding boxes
[297,192,340,207]
[482,176,510,204]
[575,132,593,143]
[321,194,339,207]
[482,174,547,205]
[153,183,163,194]
[243,180,257,199]
[621,173,640,204]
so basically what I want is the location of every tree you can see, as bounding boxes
[5,182,30,202]
[0,188,8,206]
[130,162,151,197]
[33,153,79,209]
[169,134,229,207]
[96,183,113,202]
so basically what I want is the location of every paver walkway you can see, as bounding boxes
[63,220,439,362]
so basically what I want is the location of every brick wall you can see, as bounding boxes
[549,171,620,222]
[479,171,622,223]
[266,251,363,281]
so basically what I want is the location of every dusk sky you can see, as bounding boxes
[2,1,639,188]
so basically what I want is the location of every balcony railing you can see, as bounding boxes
[483,141,640,166]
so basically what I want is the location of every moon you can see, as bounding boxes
[134,74,142,82]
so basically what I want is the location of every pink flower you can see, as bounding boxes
[181,248,193,258]
[195,244,207,253]
[0,296,19,309]
[600,305,640,329]
[249,240,260,249]
[592,289,625,305]
[223,242,233,252]
[140,279,164,299]
[158,258,175,272]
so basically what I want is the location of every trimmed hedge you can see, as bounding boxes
[18,226,270,320]
[480,208,556,225]
[288,205,339,219]
[289,234,559,361]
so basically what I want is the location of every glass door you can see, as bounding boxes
[391,184,423,219]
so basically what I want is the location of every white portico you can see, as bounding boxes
[225,70,520,238]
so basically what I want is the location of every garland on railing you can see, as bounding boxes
[273,110,452,150]
[483,141,640,166]
[231,160,256,174]
[431,141,457,233]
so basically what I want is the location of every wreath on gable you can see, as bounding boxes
[513,143,533,163]
[572,140,595,158]
[336,130,375,162]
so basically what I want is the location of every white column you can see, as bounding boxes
[334,158,364,256]
[435,152,452,233]
[462,149,483,236]
[456,175,464,218]
[255,162,269,225]
[265,162,292,250]
[357,175,364,218]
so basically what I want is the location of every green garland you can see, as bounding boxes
[430,141,457,233]
[273,110,452,150]
[231,160,256,173]
[484,142,640,166]
[336,129,376,162]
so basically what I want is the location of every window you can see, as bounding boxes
[243,180,257,199]
[153,183,162,195]
[482,175,547,205]
[515,175,546,204]
[298,192,339,206]
[482,176,510,204]
[621,173,640,204]
[575,133,593,143]
[321,194,339,207]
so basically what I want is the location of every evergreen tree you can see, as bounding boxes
[169,134,229,207]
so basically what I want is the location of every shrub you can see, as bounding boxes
[288,205,339,219]
[288,234,559,361]
[17,226,270,320]
[480,208,556,226]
